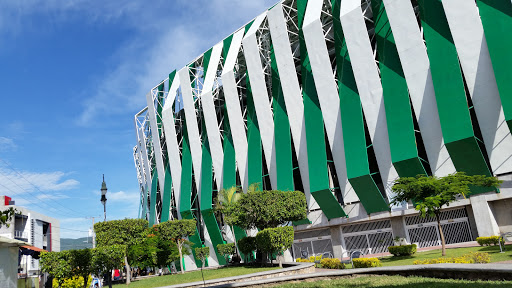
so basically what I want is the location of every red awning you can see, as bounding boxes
[20,245,46,252]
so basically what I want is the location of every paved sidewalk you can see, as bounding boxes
[208,264,512,288]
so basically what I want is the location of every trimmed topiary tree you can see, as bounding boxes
[238,236,257,263]
[255,226,294,268]
[216,243,236,266]
[156,219,197,274]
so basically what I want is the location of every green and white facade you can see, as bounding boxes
[134,0,512,270]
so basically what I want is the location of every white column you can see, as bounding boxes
[146,90,166,206]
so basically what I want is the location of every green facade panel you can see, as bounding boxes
[271,48,294,191]
[418,0,494,194]
[476,0,512,132]
[298,0,347,219]
[331,0,388,214]
[200,122,226,265]
[372,0,427,178]
[179,123,203,268]
[246,76,263,188]
[161,164,172,222]
[149,171,158,226]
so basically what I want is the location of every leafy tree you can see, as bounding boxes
[216,243,236,266]
[215,186,241,246]
[194,247,210,268]
[237,236,257,263]
[94,218,148,284]
[391,172,501,256]
[40,251,72,288]
[0,207,17,228]
[128,232,180,269]
[69,248,93,288]
[255,226,294,268]
[230,190,307,230]
[92,245,125,288]
[156,219,197,274]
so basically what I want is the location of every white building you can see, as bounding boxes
[0,196,60,276]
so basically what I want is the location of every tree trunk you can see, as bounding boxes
[178,242,184,274]
[278,254,282,268]
[108,271,113,288]
[83,274,88,288]
[230,225,239,256]
[125,255,131,285]
[435,213,446,256]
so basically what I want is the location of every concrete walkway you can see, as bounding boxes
[207,264,512,288]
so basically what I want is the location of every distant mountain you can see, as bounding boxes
[60,237,94,251]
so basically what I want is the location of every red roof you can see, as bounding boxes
[21,245,46,252]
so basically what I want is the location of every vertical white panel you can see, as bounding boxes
[442,0,512,175]
[339,0,399,198]
[146,91,166,206]
[221,29,249,191]
[138,126,152,218]
[243,12,278,190]
[383,0,456,177]
[179,67,203,196]
[302,0,358,203]
[200,42,224,189]
[268,3,318,210]
[162,76,182,219]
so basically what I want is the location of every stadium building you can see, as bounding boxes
[133,0,512,271]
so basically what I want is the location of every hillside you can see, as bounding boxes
[60,237,93,251]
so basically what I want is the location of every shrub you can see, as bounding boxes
[308,255,322,262]
[238,236,257,257]
[476,236,502,246]
[52,276,91,288]
[388,244,417,257]
[320,258,345,269]
[352,258,382,268]
[413,252,491,265]
[295,258,310,262]
[217,243,236,265]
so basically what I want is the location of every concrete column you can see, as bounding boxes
[470,194,500,237]
[390,216,408,244]
[330,226,346,259]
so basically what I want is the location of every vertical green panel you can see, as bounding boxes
[149,171,158,226]
[371,0,427,177]
[179,122,203,267]
[222,34,234,63]
[298,0,347,219]
[161,164,172,222]
[142,188,147,220]
[246,75,263,187]
[271,48,294,192]
[200,120,226,265]
[202,48,213,82]
[476,0,512,132]
[223,104,237,189]
[221,104,248,258]
[418,0,494,194]
[330,0,388,213]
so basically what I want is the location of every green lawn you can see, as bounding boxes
[112,265,279,288]
[275,275,512,287]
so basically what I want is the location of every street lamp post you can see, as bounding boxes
[100,175,108,222]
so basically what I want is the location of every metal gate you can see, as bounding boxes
[342,220,394,255]
[405,208,473,248]
[292,228,334,259]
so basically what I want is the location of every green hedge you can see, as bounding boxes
[476,236,503,246]
[388,244,417,257]
[320,258,345,269]
[352,258,382,268]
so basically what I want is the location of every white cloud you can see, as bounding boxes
[0,137,16,152]
[0,167,80,195]
[107,190,139,203]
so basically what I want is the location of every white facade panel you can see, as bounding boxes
[267,3,318,210]
[200,42,225,189]
[146,91,166,206]
[383,0,456,177]
[243,11,278,190]
[162,76,182,218]
[442,0,512,175]
[221,29,249,191]
[339,0,399,198]
[303,0,358,204]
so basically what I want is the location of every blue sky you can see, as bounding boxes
[0,0,275,239]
